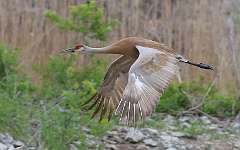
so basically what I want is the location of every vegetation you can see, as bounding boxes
[156,81,240,118]
[45,0,117,41]
[0,1,239,150]
[0,41,238,149]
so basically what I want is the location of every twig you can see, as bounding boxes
[195,109,227,127]
[46,95,65,113]
[184,76,218,113]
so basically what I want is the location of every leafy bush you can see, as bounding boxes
[39,1,118,148]
[0,41,239,149]
[156,82,190,114]
[0,1,239,149]
[156,81,240,118]
[203,93,240,118]
[178,120,206,137]
[0,43,36,137]
[45,0,117,41]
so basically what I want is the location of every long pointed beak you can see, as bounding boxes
[60,47,75,53]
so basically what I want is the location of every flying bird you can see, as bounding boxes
[62,37,213,126]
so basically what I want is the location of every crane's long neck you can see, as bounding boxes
[84,45,116,54]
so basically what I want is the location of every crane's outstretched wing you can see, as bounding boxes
[115,45,178,126]
[82,55,136,121]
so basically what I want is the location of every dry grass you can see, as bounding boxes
[0,0,239,94]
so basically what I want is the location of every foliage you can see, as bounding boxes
[45,0,117,41]
[0,42,239,149]
[156,81,240,118]
[178,120,206,137]
[156,82,190,114]
[0,43,36,137]
[0,1,239,149]
[39,1,118,148]
[37,53,112,149]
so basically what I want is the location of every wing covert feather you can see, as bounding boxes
[115,45,178,126]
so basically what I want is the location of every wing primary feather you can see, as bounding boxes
[127,101,131,126]
[81,93,97,108]
[138,102,144,122]
[108,98,114,122]
[84,94,100,110]
[91,96,104,118]
[115,98,123,114]
[119,100,127,121]
[99,97,109,122]
[133,103,136,127]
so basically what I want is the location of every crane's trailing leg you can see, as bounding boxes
[176,55,214,70]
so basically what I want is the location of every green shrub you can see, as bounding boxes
[156,82,190,114]
[156,81,240,118]
[203,93,240,118]
[45,0,117,41]
[178,120,206,137]
[0,43,36,138]
[36,53,111,149]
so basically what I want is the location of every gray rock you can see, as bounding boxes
[81,126,91,134]
[166,147,177,150]
[72,141,81,145]
[107,131,118,135]
[118,127,128,133]
[143,139,158,147]
[70,144,78,150]
[13,141,24,149]
[7,145,15,150]
[86,134,94,139]
[160,135,179,142]
[200,116,211,124]
[141,128,159,136]
[0,133,13,145]
[186,144,195,150]
[125,129,145,143]
[136,144,149,150]
[111,136,124,143]
[105,144,118,150]
[27,146,36,150]
[232,122,240,130]
[233,139,240,148]
[86,138,97,146]
[179,116,191,122]
[0,143,7,150]
[168,125,177,130]
[208,124,218,130]
[163,115,176,125]
[170,132,185,137]
[181,122,191,128]
[104,139,117,144]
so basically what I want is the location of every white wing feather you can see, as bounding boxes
[115,45,178,126]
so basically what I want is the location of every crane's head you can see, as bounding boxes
[61,44,85,53]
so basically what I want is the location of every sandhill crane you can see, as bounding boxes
[62,37,213,126]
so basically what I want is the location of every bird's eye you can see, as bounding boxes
[75,44,83,49]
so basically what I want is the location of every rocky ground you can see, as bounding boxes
[100,115,240,150]
[0,133,24,150]
[1,114,240,150]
